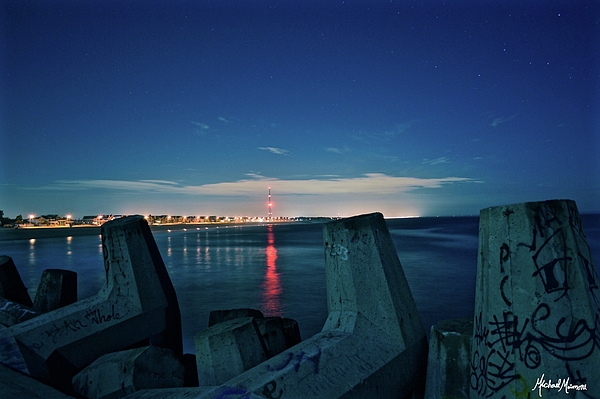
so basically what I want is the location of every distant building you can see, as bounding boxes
[81,216,96,225]
[81,215,109,225]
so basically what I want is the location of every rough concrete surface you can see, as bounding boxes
[470,200,599,398]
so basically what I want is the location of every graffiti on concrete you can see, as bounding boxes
[85,304,126,325]
[266,347,322,374]
[214,386,250,399]
[471,202,600,398]
[262,381,283,399]
[329,244,348,261]
[0,300,37,322]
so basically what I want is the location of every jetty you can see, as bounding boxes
[0,199,598,398]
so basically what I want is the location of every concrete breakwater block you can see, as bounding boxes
[33,269,78,312]
[129,212,427,399]
[0,297,40,327]
[72,345,185,399]
[195,317,268,386]
[281,317,301,348]
[196,309,300,387]
[208,308,264,326]
[255,317,288,358]
[0,255,33,307]
[0,362,72,398]
[470,200,599,398]
[209,308,300,357]
[0,215,182,392]
[424,318,472,399]
[0,266,77,327]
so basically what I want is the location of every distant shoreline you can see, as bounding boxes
[0,221,302,241]
[0,225,101,241]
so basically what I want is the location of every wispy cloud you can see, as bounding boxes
[47,173,476,197]
[45,179,182,192]
[218,116,229,123]
[191,121,210,137]
[423,157,450,165]
[258,147,291,156]
[395,120,419,135]
[190,121,209,130]
[350,119,420,144]
[139,179,179,185]
[491,114,518,127]
[325,146,350,154]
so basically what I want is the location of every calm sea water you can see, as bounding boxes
[2,215,599,354]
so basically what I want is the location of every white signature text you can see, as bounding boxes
[533,374,587,397]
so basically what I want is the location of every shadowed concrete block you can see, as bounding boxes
[207,309,295,359]
[255,317,287,358]
[134,212,427,399]
[0,362,72,398]
[125,386,265,398]
[282,317,301,348]
[181,353,199,388]
[33,269,78,312]
[0,255,33,307]
[208,308,264,327]
[0,215,182,392]
[195,317,268,386]
[72,346,184,399]
[424,318,472,399]
[470,200,599,398]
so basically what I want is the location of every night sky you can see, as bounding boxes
[2,1,599,218]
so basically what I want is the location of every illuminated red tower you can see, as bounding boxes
[268,187,273,219]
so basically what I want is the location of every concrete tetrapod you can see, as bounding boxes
[424,318,472,399]
[33,269,78,312]
[0,215,182,393]
[127,212,427,399]
[0,255,33,307]
[0,362,72,398]
[73,345,185,398]
[470,200,599,398]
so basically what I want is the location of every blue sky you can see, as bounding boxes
[1,1,599,218]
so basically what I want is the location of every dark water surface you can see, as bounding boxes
[2,215,599,354]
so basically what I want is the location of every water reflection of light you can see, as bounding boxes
[204,246,211,268]
[67,236,73,256]
[29,239,36,265]
[262,224,282,316]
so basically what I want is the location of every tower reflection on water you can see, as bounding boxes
[262,224,282,316]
